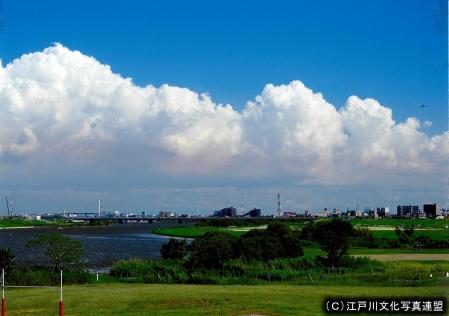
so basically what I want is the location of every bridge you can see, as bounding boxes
[62,216,201,224]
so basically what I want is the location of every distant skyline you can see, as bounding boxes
[0,0,447,214]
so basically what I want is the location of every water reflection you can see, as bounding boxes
[0,223,190,269]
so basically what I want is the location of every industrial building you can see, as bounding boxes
[376,207,390,218]
[243,208,261,217]
[423,203,439,218]
[214,207,237,217]
[396,205,420,217]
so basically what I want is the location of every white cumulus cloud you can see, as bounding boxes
[0,44,447,207]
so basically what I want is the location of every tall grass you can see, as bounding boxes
[5,268,90,286]
[107,257,449,287]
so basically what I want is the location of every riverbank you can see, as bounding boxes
[3,284,448,315]
[153,225,449,240]
[0,218,72,228]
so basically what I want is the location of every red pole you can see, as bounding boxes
[59,270,63,316]
[2,268,5,316]
[59,300,63,316]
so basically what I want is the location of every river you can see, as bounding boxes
[0,223,189,271]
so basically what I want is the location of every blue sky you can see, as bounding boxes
[1,0,447,133]
[0,0,447,214]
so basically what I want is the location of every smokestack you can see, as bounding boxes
[98,199,102,217]
[277,193,281,217]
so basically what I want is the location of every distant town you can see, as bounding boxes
[2,194,447,223]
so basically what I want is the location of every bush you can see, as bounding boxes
[268,257,314,270]
[110,258,189,283]
[395,226,414,245]
[160,238,188,260]
[311,219,355,267]
[337,256,384,271]
[414,235,449,249]
[186,232,239,269]
[239,223,303,262]
[0,248,15,273]
[27,233,84,271]
[239,229,283,261]
[6,267,89,286]
[352,229,377,248]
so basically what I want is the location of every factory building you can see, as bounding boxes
[214,207,237,217]
[243,208,261,217]
[423,203,439,218]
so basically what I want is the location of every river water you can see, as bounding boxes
[0,223,189,270]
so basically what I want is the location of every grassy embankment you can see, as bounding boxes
[109,256,449,287]
[153,226,257,238]
[4,284,448,316]
[349,218,449,228]
[0,218,72,228]
[152,220,449,257]
[153,224,449,241]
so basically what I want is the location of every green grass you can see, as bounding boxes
[154,220,449,240]
[349,218,449,229]
[370,229,449,240]
[349,248,449,254]
[4,284,449,315]
[0,218,72,228]
[152,226,257,238]
[303,248,325,258]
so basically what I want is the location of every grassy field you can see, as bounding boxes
[354,254,449,261]
[0,218,72,228]
[371,229,449,240]
[153,224,449,241]
[4,284,449,316]
[152,226,257,238]
[350,218,449,229]
[349,248,449,254]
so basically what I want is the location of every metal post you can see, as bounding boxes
[2,269,5,316]
[59,270,63,316]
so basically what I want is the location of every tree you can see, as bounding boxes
[187,232,239,269]
[239,223,303,261]
[0,248,15,273]
[160,238,188,260]
[395,225,414,245]
[27,233,84,271]
[352,228,376,248]
[239,229,284,261]
[266,223,303,258]
[312,219,354,267]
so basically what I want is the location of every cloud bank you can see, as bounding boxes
[0,44,447,209]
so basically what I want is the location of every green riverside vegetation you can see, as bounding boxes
[0,218,73,228]
[4,284,448,316]
[1,218,449,314]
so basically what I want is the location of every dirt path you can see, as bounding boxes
[354,254,449,261]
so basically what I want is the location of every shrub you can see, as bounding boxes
[352,229,377,248]
[27,233,84,271]
[312,219,355,267]
[0,248,15,273]
[186,232,239,269]
[239,223,303,262]
[160,238,188,260]
[6,268,89,286]
[395,226,414,245]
